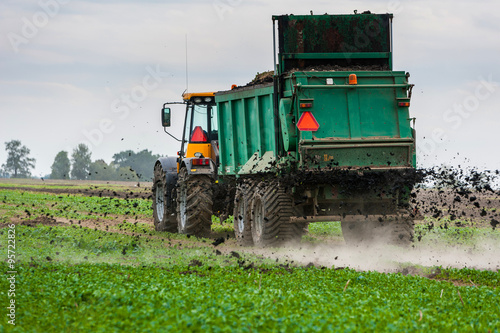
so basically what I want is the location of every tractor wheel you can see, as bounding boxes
[233,180,256,246]
[251,181,305,247]
[152,163,177,233]
[176,167,213,237]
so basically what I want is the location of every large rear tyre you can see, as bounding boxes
[152,163,177,232]
[176,168,213,237]
[233,180,256,246]
[251,181,306,247]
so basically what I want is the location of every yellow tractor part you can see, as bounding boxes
[182,92,216,102]
[177,143,213,173]
[186,143,212,159]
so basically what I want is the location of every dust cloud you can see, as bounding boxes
[246,240,500,273]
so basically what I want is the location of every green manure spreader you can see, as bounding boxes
[154,12,418,247]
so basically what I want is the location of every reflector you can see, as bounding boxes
[296,111,320,131]
[349,74,357,85]
[190,126,208,142]
[192,158,210,166]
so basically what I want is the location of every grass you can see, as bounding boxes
[435,267,500,288]
[302,222,343,244]
[211,215,235,234]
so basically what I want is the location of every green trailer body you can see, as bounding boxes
[281,70,415,170]
[216,84,276,176]
[216,70,415,175]
[216,13,415,177]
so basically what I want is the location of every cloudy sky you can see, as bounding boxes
[1,0,499,177]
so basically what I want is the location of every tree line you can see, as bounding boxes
[1,140,160,182]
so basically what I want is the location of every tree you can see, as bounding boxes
[112,149,160,181]
[50,151,71,179]
[2,140,36,178]
[71,144,92,180]
[0,168,9,178]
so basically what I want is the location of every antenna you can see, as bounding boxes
[185,34,189,94]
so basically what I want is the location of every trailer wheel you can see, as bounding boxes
[152,163,177,232]
[251,181,303,247]
[233,181,256,246]
[176,167,213,237]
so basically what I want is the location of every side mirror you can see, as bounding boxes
[161,107,171,127]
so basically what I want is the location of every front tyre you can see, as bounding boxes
[177,167,213,237]
[152,163,177,232]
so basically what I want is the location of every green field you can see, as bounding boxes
[1,181,499,332]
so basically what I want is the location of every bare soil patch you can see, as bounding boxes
[7,216,67,227]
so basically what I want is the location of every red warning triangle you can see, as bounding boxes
[190,126,208,142]
[296,111,320,131]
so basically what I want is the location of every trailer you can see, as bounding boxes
[153,12,417,246]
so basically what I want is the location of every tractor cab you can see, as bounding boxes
[161,91,219,171]
[180,92,218,161]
